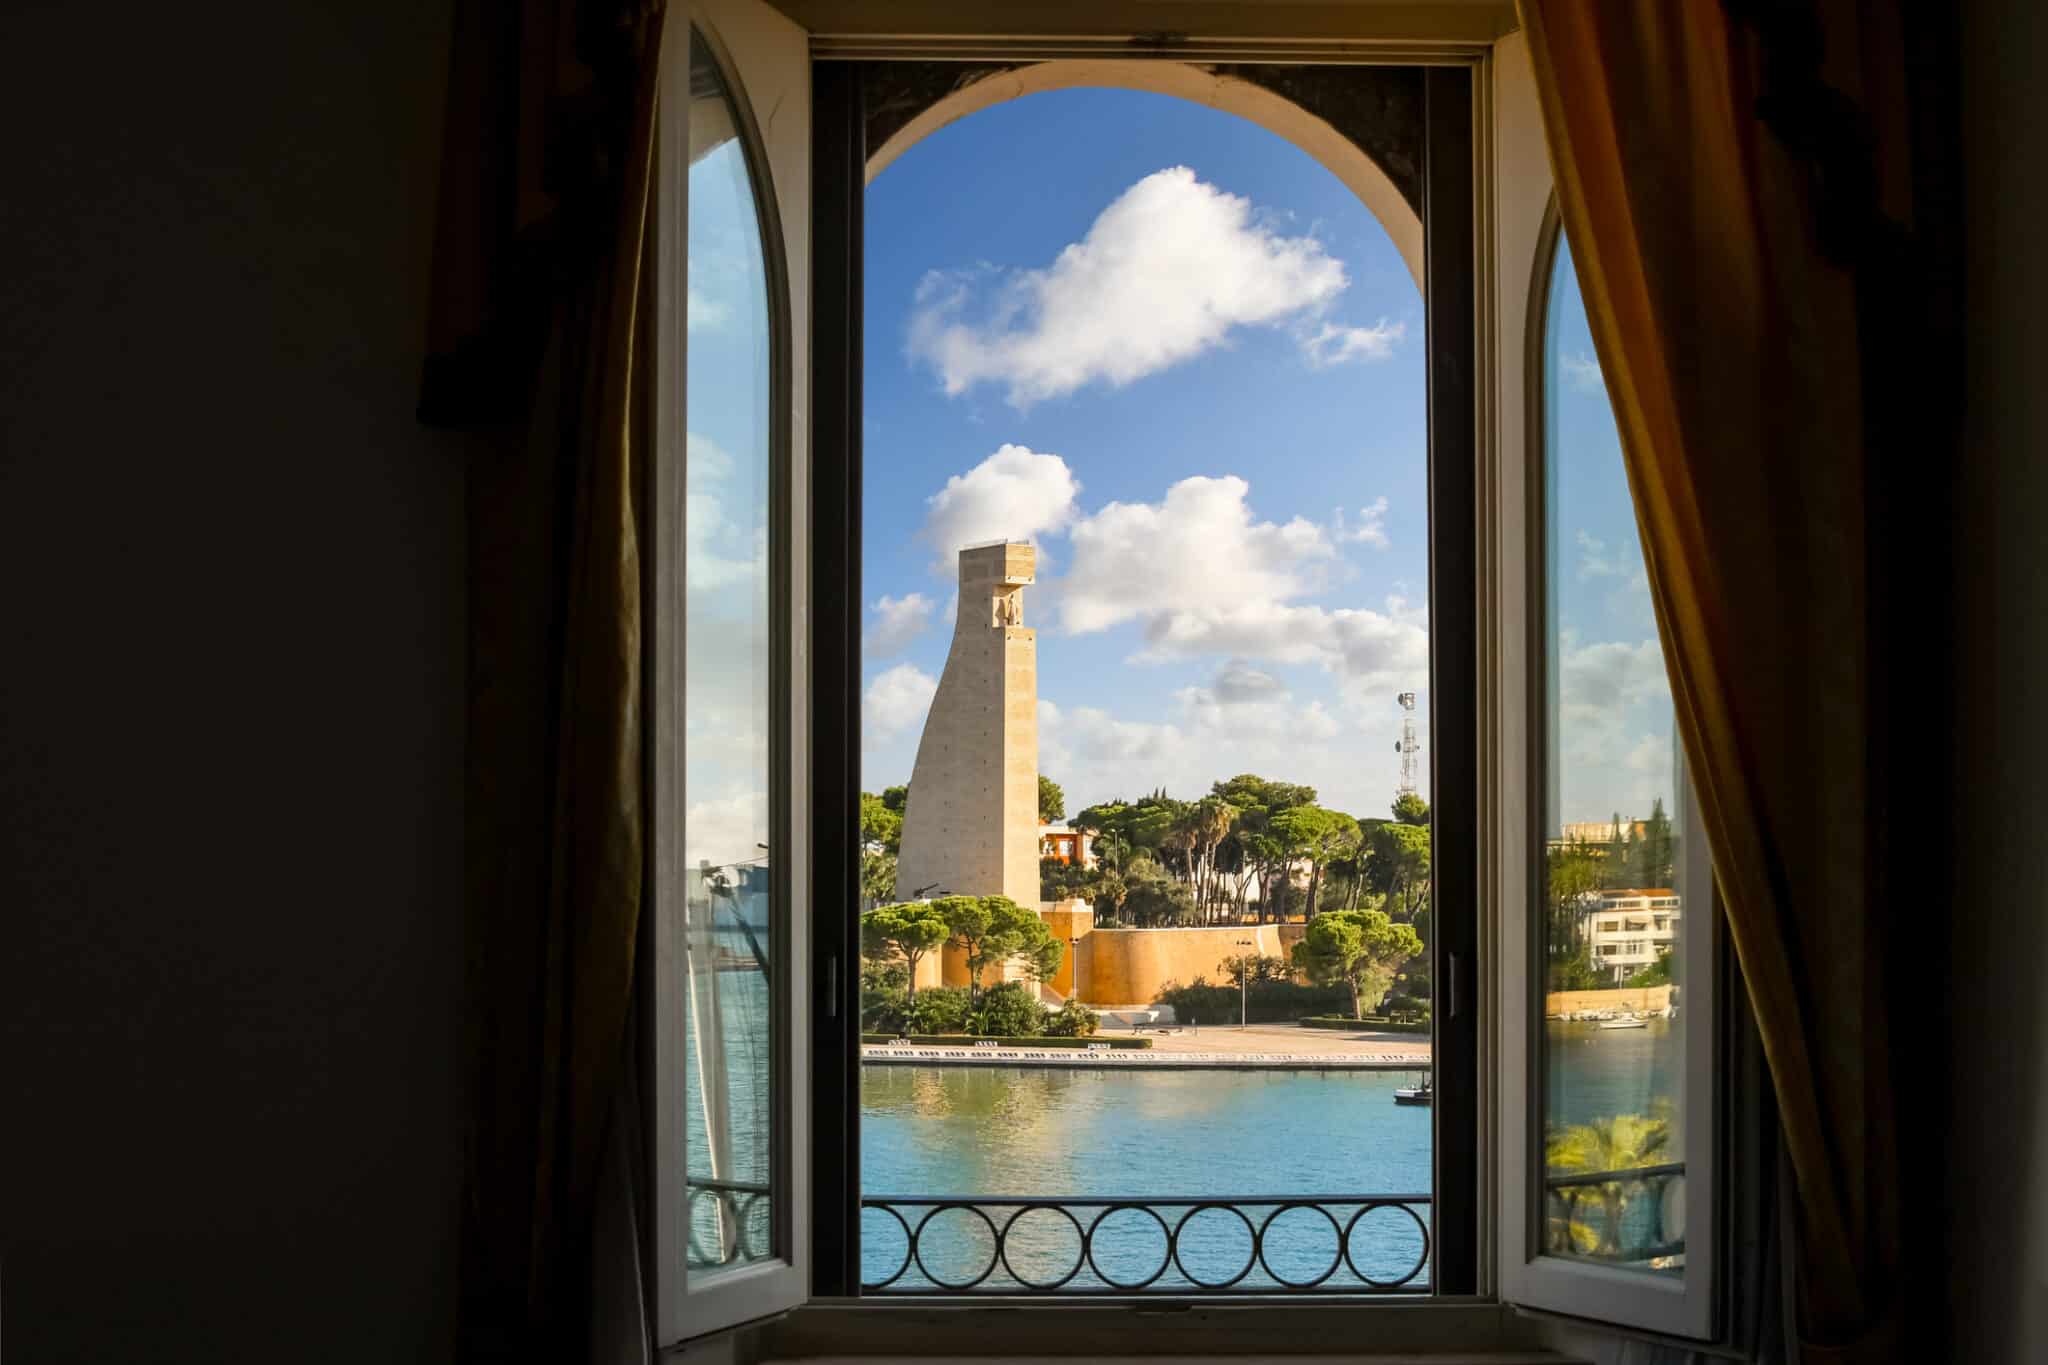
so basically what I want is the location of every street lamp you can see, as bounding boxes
[1236,937,1256,1030]
[1069,935,1082,1005]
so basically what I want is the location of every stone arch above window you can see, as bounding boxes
[861,59,1426,289]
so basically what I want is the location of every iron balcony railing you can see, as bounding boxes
[687,1178,773,1270]
[1541,1162,1686,1263]
[859,1194,1432,1295]
[689,1171,1681,1286]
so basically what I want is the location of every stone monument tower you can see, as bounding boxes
[895,542,1040,908]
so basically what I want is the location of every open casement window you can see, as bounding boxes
[1491,30,1721,1342]
[650,0,814,1344]
[649,5,1734,1351]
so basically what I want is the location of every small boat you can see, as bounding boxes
[1393,1076,1433,1105]
[1597,1017,1648,1031]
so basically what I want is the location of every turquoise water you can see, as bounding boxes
[857,1023,1681,1291]
[859,1065,1433,1291]
[686,954,1682,1290]
[1544,1018,1684,1142]
[861,1065,1433,1199]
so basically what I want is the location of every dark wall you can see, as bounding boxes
[1950,0,2048,1359]
[0,2,467,1359]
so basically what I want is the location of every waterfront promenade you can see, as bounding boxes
[861,1021,1432,1070]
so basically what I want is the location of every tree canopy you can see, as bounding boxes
[1291,906,1424,1019]
[1366,821,1431,921]
[859,900,949,1000]
[1038,774,1066,822]
[1270,805,1360,918]
[1544,1103,1673,1255]
[859,791,904,906]
[929,894,1062,1003]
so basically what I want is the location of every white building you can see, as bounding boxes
[1585,888,1681,982]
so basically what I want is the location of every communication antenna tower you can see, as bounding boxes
[1395,692,1420,796]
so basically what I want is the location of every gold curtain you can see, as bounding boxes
[422,1,665,1359]
[1520,3,1910,1359]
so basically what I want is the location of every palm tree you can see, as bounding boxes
[1543,1106,1672,1256]
[1188,797,1237,920]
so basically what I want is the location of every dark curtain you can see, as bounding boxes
[1519,2,1949,1360]
[421,1,666,1359]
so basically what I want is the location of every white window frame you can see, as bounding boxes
[1487,26,1721,1341]
[651,0,814,1346]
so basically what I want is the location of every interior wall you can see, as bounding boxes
[1948,0,2048,1359]
[0,2,467,1360]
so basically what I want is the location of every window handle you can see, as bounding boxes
[824,953,838,1018]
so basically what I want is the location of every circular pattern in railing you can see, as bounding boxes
[858,1195,1434,1295]
[687,1181,771,1268]
[1539,1165,1687,1263]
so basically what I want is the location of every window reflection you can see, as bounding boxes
[1538,236,1687,1275]
[683,24,776,1275]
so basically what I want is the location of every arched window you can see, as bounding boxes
[655,5,810,1344]
[1511,214,1720,1338]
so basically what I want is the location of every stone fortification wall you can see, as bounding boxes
[1076,922,1306,1007]
[914,908,1310,1008]
[1543,984,1675,1016]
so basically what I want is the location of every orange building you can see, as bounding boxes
[1037,821,1094,868]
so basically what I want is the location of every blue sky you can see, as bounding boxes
[683,83,1673,862]
[858,88,1431,820]
[1544,240,1677,831]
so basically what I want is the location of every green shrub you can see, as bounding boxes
[861,985,908,1034]
[1153,976,1353,1025]
[861,958,908,993]
[970,981,1044,1037]
[904,986,972,1035]
[1381,992,1432,1024]
[1042,998,1099,1037]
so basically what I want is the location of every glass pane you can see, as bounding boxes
[683,24,776,1277]
[1537,237,1687,1275]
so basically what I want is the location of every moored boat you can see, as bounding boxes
[1393,1076,1433,1104]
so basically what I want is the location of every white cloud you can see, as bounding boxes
[1561,350,1605,395]
[921,444,1080,566]
[684,789,767,870]
[1559,637,1667,713]
[1343,495,1391,549]
[1032,474,1429,694]
[1133,601,1429,694]
[685,432,763,596]
[908,166,1365,406]
[1300,318,1404,368]
[863,664,937,750]
[1553,634,1677,824]
[687,285,729,332]
[1575,529,1616,580]
[1173,684,1342,742]
[866,593,936,658]
[1208,658,1285,704]
[1059,475,1335,633]
[688,430,736,484]
[1039,686,1393,819]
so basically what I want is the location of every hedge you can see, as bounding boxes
[861,1033,1152,1049]
[1298,1015,1432,1034]
[1152,979,1354,1025]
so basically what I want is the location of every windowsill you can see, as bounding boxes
[749,1300,1590,1362]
